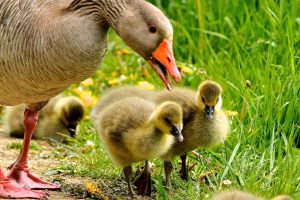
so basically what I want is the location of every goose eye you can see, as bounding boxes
[149,25,157,34]
[164,118,172,125]
[202,97,206,103]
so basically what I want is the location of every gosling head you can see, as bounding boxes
[197,80,223,119]
[149,102,184,142]
[116,1,181,90]
[55,97,85,137]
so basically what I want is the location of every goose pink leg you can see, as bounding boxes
[7,108,60,190]
[0,168,47,199]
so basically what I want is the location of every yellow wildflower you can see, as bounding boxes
[115,48,131,56]
[80,78,94,87]
[78,90,97,108]
[142,67,152,78]
[179,64,194,74]
[129,73,138,81]
[86,182,100,194]
[137,81,155,90]
[225,110,238,118]
[108,78,120,86]
[111,71,119,78]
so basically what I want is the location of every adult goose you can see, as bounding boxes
[0,0,181,198]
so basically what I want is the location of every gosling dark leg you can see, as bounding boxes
[164,161,173,191]
[123,166,135,197]
[134,160,151,196]
[144,160,151,195]
[179,154,188,180]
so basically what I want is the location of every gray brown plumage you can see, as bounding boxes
[3,96,84,141]
[95,97,183,196]
[0,0,179,107]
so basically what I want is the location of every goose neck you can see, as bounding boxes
[67,0,132,28]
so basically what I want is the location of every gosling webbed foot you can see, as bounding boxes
[133,161,152,196]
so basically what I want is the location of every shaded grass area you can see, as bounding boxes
[58,0,300,199]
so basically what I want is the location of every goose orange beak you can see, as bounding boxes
[148,39,181,90]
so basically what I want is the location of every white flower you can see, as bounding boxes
[223,179,232,187]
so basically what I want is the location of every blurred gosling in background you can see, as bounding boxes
[3,96,84,142]
[212,190,294,200]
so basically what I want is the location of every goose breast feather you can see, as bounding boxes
[0,0,107,105]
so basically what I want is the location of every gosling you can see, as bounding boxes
[3,96,84,141]
[212,190,293,200]
[95,97,183,196]
[91,81,230,189]
[90,86,154,120]
[153,80,230,187]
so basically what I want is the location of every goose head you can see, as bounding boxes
[116,1,181,90]
[55,97,85,137]
[149,101,184,142]
[197,80,223,119]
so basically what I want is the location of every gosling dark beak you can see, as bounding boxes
[67,124,77,137]
[171,125,184,142]
[205,105,214,119]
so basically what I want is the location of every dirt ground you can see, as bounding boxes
[0,130,93,200]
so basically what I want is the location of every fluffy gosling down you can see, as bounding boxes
[157,80,230,187]
[3,96,84,141]
[95,97,183,196]
[90,86,154,119]
[114,80,230,189]
[212,190,294,200]
[91,80,230,191]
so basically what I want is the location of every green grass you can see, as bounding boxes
[58,0,300,199]
[7,141,41,151]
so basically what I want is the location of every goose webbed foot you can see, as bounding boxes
[7,167,59,190]
[133,160,152,196]
[0,171,48,199]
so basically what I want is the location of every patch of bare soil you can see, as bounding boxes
[0,130,102,200]
[0,130,154,200]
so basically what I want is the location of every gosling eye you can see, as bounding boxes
[149,25,157,34]
[164,118,172,125]
[202,97,206,103]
